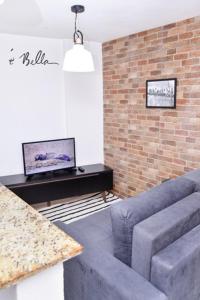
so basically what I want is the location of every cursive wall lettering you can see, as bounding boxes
[9,49,59,67]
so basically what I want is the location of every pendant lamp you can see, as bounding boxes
[63,5,94,72]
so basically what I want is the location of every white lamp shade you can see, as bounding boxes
[63,44,95,72]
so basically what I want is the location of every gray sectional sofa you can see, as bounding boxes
[56,169,200,300]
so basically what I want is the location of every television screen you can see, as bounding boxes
[22,138,76,176]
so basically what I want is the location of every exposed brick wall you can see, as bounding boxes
[103,16,200,198]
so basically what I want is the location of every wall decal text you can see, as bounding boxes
[9,49,59,67]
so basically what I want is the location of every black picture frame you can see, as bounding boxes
[146,78,177,109]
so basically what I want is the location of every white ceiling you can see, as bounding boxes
[0,0,199,42]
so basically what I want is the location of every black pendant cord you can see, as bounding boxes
[73,12,84,45]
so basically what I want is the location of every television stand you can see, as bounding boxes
[0,164,113,205]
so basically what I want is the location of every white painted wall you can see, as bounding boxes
[0,34,103,176]
[63,40,104,166]
[0,33,66,176]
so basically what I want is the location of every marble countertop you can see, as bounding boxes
[0,184,83,289]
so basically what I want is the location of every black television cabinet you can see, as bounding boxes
[0,164,113,205]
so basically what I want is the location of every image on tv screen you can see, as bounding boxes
[23,139,75,175]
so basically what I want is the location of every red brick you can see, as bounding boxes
[103,16,200,197]
[149,56,173,64]
[151,70,162,76]
[144,33,158,41]
[163,23,177,30]
[163,35,178,43]
[183,92,200,98]
[167,49,176,55]
[179,32,193,39]
[186,137,196,143]
[174,53,188,60]
[182,58,199,66]
[162,140,176,146]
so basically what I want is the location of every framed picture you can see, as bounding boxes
[146,78,177,108]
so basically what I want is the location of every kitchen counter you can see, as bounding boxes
[0,183,83,289]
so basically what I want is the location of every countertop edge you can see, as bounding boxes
[0,245,83,289]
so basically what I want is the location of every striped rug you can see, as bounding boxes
[39,192,121,224]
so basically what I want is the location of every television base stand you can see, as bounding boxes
[0,164,113,205]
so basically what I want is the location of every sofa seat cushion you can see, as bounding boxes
[110,177,196,266]
[132,192,200,279]
[55,207,114,254]
[151,224,200,300]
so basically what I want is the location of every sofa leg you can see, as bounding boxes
[47,201,51,207]
[102,191,107,203]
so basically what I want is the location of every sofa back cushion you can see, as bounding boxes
[151,224,200,300]
[132,192,200,279]
[110,177,196,266]
[182,168,200,191]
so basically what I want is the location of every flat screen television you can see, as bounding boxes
[22,138,76,176]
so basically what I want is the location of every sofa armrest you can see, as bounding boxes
[132,192,200,280]
[151,224,200,300]
[110,177,196,266]
[63,246,168,300]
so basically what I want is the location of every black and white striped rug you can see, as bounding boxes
[39,192,121,224]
